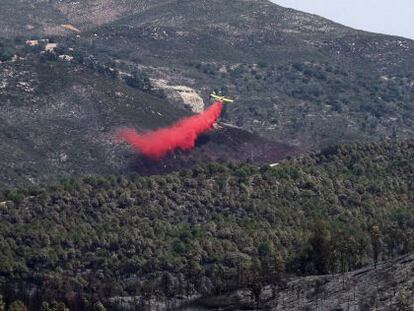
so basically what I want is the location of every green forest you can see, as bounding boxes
[0,139,413,310]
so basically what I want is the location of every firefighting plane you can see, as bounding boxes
[208,92,241,130]
[210,92,234,103]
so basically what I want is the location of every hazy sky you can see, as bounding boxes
[271,0,414,40]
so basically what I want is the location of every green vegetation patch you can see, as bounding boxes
[0,140,413,307]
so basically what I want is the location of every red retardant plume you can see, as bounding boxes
[117,101,223,160]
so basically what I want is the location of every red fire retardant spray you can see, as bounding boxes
[117,101,223,160]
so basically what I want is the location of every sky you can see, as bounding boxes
[271,0,414,40]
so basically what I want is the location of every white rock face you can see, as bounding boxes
[152,79,205,113]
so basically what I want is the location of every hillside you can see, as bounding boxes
[0,1,413,310]
[0,0,414,185]
[69,0,414,148]
[0,40,296,188]
[0,0,164,37]
[0,139,412,309]
[0,42,185,187]
[190,252,414,310]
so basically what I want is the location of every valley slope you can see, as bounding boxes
[0,139,412,309]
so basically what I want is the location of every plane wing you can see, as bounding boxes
[210,93,234,103]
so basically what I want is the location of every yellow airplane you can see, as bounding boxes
[210,92,234,103]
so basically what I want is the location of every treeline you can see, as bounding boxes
[0,139,413,309]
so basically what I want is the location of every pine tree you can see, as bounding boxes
[370,225,381,269]
[309,220,331,274]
